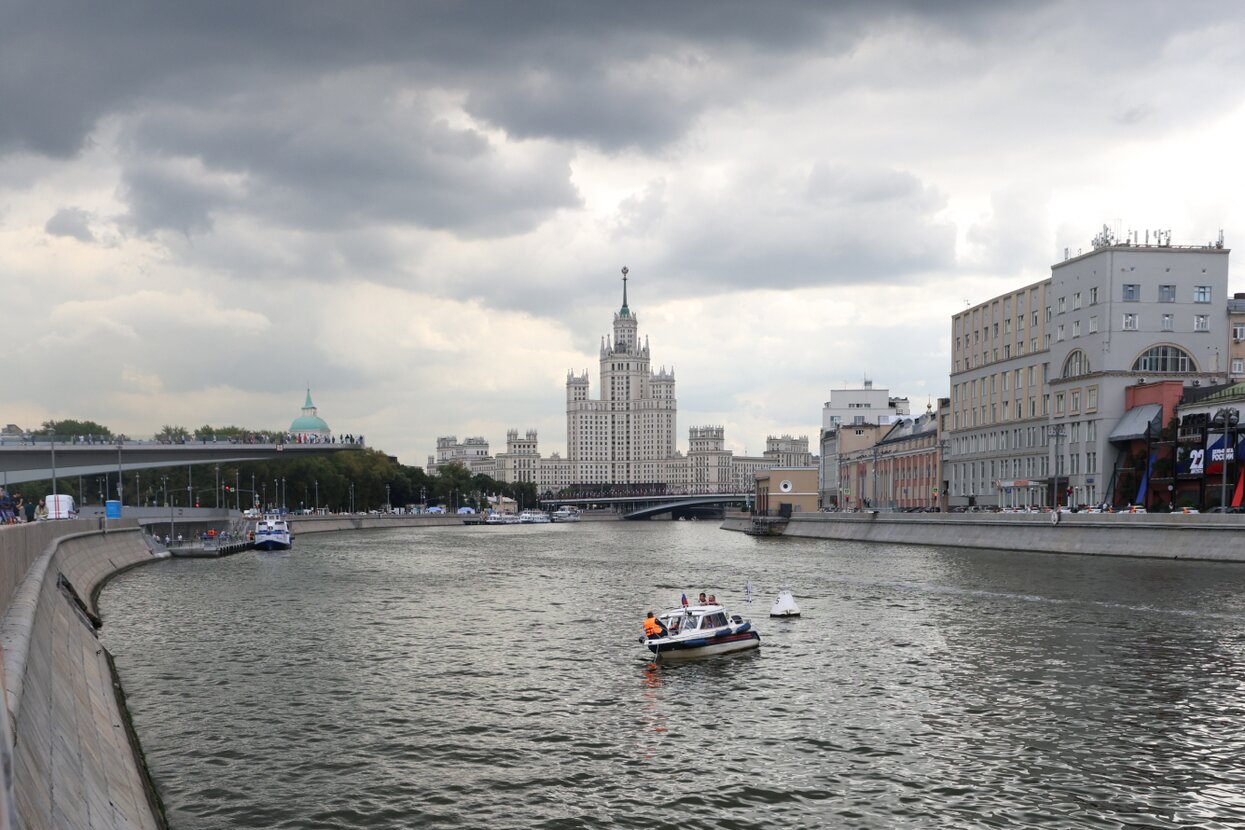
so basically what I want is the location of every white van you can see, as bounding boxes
[45,494,76,520]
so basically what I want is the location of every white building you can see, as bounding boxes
[565,270,677,484]
[819,381,910,505]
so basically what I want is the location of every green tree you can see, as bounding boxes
[41,419,112,438]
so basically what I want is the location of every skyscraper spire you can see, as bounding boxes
[620,266,630,317]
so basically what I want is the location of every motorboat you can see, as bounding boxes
[253,514,292,551]
[642,603,760,660]
[484,511,521,525]
[550,506,582,523]
[770,588,801,617]
[519,510,551,524]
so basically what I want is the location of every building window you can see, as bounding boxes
[1089,287,1098,304]
[1234,359,1244,374]
[1123,313,1138,330]
[1071,391,1080,412]
[1123,284,1140,301]
[1056,324,1065,341]
[1058,297,1067,313]
[1074,292,1082,309]
[1161,313,1173,331]
[1159,284,1176,302]
[1234,323,1245,341]
[1046,306,1052,321]
[1132,345,1195,372]
[1073,320,1081,337]
[1055,393,1065,414]
[1087,386,1098,410]
[1195,314,1209,332]
[1089,315,1098,334]
[1062,350,1090,378]
[1195,285,1212,303]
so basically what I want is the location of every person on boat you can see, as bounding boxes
[707,594,718,605]
[697,592,708,605]
[643,612,667,639]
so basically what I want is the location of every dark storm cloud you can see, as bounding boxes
[117,82,581,238]
[44,207,95,242]
[0,0,1015,159]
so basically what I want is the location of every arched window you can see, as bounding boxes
[1062,350,1090,378]
[1132,345,1196,373]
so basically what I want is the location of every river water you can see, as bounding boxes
[100,521,1245,829]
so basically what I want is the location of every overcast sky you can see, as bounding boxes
[4,1,1244,464]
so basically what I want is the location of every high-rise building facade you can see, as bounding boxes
[566,273,677,484]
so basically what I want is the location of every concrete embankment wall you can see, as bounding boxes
[722,511,1245,562]
[0,523,160,829]
[290,514,467,534]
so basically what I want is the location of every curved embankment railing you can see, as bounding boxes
[0,521,163,830]
[722,511,1245,562]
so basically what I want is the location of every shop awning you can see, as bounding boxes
[1108,403,1162,444]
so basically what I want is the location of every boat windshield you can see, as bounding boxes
[701,612,728,628]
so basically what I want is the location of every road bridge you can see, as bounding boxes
[0,440,361,485]
[540,492,751,519]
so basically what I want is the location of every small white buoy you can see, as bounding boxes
[770,588,800,617]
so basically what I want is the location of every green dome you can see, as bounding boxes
[291,388,331,433]
[290,414,330,432]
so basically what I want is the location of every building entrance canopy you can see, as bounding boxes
[1108,404,1163,444]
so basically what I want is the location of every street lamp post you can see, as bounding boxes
[314,479,318,513]
[386,483,391,513]
[1047,424,1067,508]
[49,426,57,500]
[1212,408,1240,509]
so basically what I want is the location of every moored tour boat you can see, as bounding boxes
[519,509,551,524]
[253,514,292,551]
[642,602,760,660]
[550,506,582,523]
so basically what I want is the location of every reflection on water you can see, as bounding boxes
[101,523,1245,829]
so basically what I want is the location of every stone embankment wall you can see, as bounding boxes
[290,514,467,534]
[0,522,161,829]
[722,511,1245,562]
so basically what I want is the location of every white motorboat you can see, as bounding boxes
[485,511,521,525]
[253,514,292,551]
[550,506,582,523]
[770,588,800,617]
[519,510,551,524]
[641,602,760,660]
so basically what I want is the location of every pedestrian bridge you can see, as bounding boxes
[541,492,751,520]
[0,440,362,485]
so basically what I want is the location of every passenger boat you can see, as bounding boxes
[642,602,760,660]
[485,511,521,525]
[519,509,551,524]
[253,514,292,551]
[551,506,582,523]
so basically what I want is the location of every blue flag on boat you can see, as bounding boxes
[681,593,688,607]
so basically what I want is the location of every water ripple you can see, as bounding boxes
[100,523,1245,829]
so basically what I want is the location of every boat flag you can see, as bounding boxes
[681,593,688,607]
